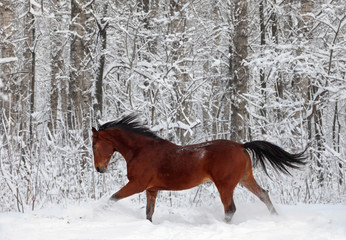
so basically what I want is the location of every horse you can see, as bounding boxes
[92,114,306,222]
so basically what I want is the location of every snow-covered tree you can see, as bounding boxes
[0,0,345,212]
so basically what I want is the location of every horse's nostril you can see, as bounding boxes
[96,166,106,173]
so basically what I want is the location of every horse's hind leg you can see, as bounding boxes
[214,180,238,223]
[218,188,236,223]
[223,192,236,223]
[240,172,278,215]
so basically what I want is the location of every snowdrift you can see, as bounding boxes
[1,197,345,240]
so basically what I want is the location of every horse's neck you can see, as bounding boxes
[107,129,149,161]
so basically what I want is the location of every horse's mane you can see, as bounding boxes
[98,114,162,140]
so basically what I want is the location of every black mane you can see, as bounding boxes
[98,114,162,140]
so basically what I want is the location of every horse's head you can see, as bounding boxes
[92,127,115,173]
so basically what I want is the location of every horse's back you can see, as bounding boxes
[148,139,248,191]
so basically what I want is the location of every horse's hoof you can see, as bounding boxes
[109,195,119,202]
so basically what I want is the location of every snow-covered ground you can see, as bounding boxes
[1,197,345,240]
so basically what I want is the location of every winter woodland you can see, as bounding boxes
[0,0,345,212]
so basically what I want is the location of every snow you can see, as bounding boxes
[1,197,345,240]
[0,57,18,64]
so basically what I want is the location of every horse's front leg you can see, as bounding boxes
[110,180,147,201]
[146,190,158,222]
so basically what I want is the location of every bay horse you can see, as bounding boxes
[92,115,306,222]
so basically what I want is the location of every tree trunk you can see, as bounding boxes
[49,0,68,132]
[293,0,313,101]
[271,0,284,122]
[169,0,190,144]
[137,0,159,125]
[23,5,36,146]
[0,0,16,135]
[259,0,266,133]
[94,3,109,122]
[21,1,36,207]
[229,0,249,142]
[69,0,93,136]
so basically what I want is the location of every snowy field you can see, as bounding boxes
[1,197,345,240]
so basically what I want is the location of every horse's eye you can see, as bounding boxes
[93,146,97,151]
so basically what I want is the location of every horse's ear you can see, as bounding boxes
[92,127,98,134]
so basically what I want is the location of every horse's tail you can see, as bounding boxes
[243,140,307,176]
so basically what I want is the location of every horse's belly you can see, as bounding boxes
[152,171,211,191]
[151,147,212,190]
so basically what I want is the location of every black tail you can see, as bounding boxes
[243,141,307,176]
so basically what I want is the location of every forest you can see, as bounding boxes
[0,0,345,212]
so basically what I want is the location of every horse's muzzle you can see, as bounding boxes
[96,165,106,173]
